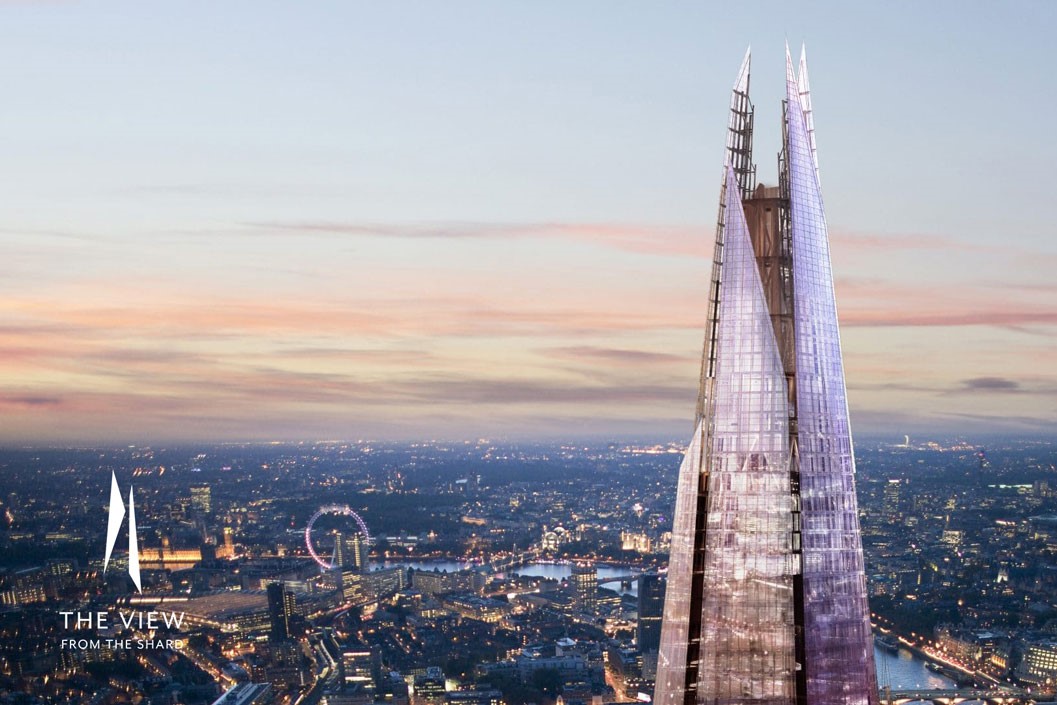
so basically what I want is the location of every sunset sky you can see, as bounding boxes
[2,2,1056,444]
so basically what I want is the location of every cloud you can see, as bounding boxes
[541,346,696,366]
[842,309,1057,329]
[834,277,1057,330]
[23,301,698,340]
[829,230,999,255]
[936,411,1057,432]
[0,395,62,408]
[958,376,1021,392]
[5,212,1057,442]
[946,376,1057,396]
[388,377,693,406]
[0,366,697,444]
[244,220,708,258]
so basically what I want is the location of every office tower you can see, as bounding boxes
[882,480,902,524]
[333,530,347,569]
[349,532,369,570]
[571,563,598,615]
[341,646,380,695]
[413,667,447,705]
[655,47,877,705]
[638,573,665,654]
[332,531,369,571]
[190,484,212,515]
[267,582,297,641]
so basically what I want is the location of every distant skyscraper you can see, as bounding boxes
[572,563,598,614]
[350,532,369,570]
[638,573,665,654]
[655,47,878,705]
[333,530,347,568]
[882,480,902,524]
[333,531,369,571]
[190,484,212,515]
[267,581,297,641]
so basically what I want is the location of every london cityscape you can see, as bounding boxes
[2,3,1057,705]
[1,438,1056,705]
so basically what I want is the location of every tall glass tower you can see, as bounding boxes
[654,46,878,705]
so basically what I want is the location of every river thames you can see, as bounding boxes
[874,646,956,689]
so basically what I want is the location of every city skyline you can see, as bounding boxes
[2,3,1057,444]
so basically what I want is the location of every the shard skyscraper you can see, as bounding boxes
[654,47,878,705]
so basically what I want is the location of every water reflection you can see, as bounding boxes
[383,559,641,595]
[875,646,956,689]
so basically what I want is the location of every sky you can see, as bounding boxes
[2,1,1056,444]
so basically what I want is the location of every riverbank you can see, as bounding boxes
[875,645,957,690]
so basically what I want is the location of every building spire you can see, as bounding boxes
[785,41,796,90]
[726,46,755,198]
[734,45,751,96]
[797,44,820,181]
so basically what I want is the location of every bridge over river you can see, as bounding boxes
[882,689,1043,705]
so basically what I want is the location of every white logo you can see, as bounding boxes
[103,472,141,592]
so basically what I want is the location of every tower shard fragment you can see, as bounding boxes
[654,47,878,705]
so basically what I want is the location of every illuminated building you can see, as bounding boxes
[138,536,203,570]
[655,47,877,705]
[191,483,212,514]
[341,646,380,695]
[267,582,297,641]
[571,563,597,615]
[638,573,665,654]
[412,667,447,705]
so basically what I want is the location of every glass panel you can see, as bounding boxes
[786,50,879,705]
[654,419,704,705]
[695,166,796,705]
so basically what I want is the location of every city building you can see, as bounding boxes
[637,573,664,658]
[171,590,271,634]
[333,530,368,570]
[349,532,369,570]
[267,581,298,641]
[210,683,273,705]
[445,689,505,705]
[256,639,306,689]
[413,569,484,596]
[437,592,511,623]
[1020,641,1057,686]
[138,536,203,570]
[218,526,237,559]
[621,531,652,554]
[883,479,902,524]
[412,666,447,705]
[571,563,597,615]
[341,645,380,695]
[191,483,213,515]
[341,566,406,605]
[655,47,878,705]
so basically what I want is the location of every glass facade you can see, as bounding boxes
[697,167,797,704]
[654,47,877,705]
[655,417,704,705]
[785,49,877,705]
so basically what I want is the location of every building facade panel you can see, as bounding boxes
[784,50,877,705]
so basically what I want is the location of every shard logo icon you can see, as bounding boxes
[102,471,141,592]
